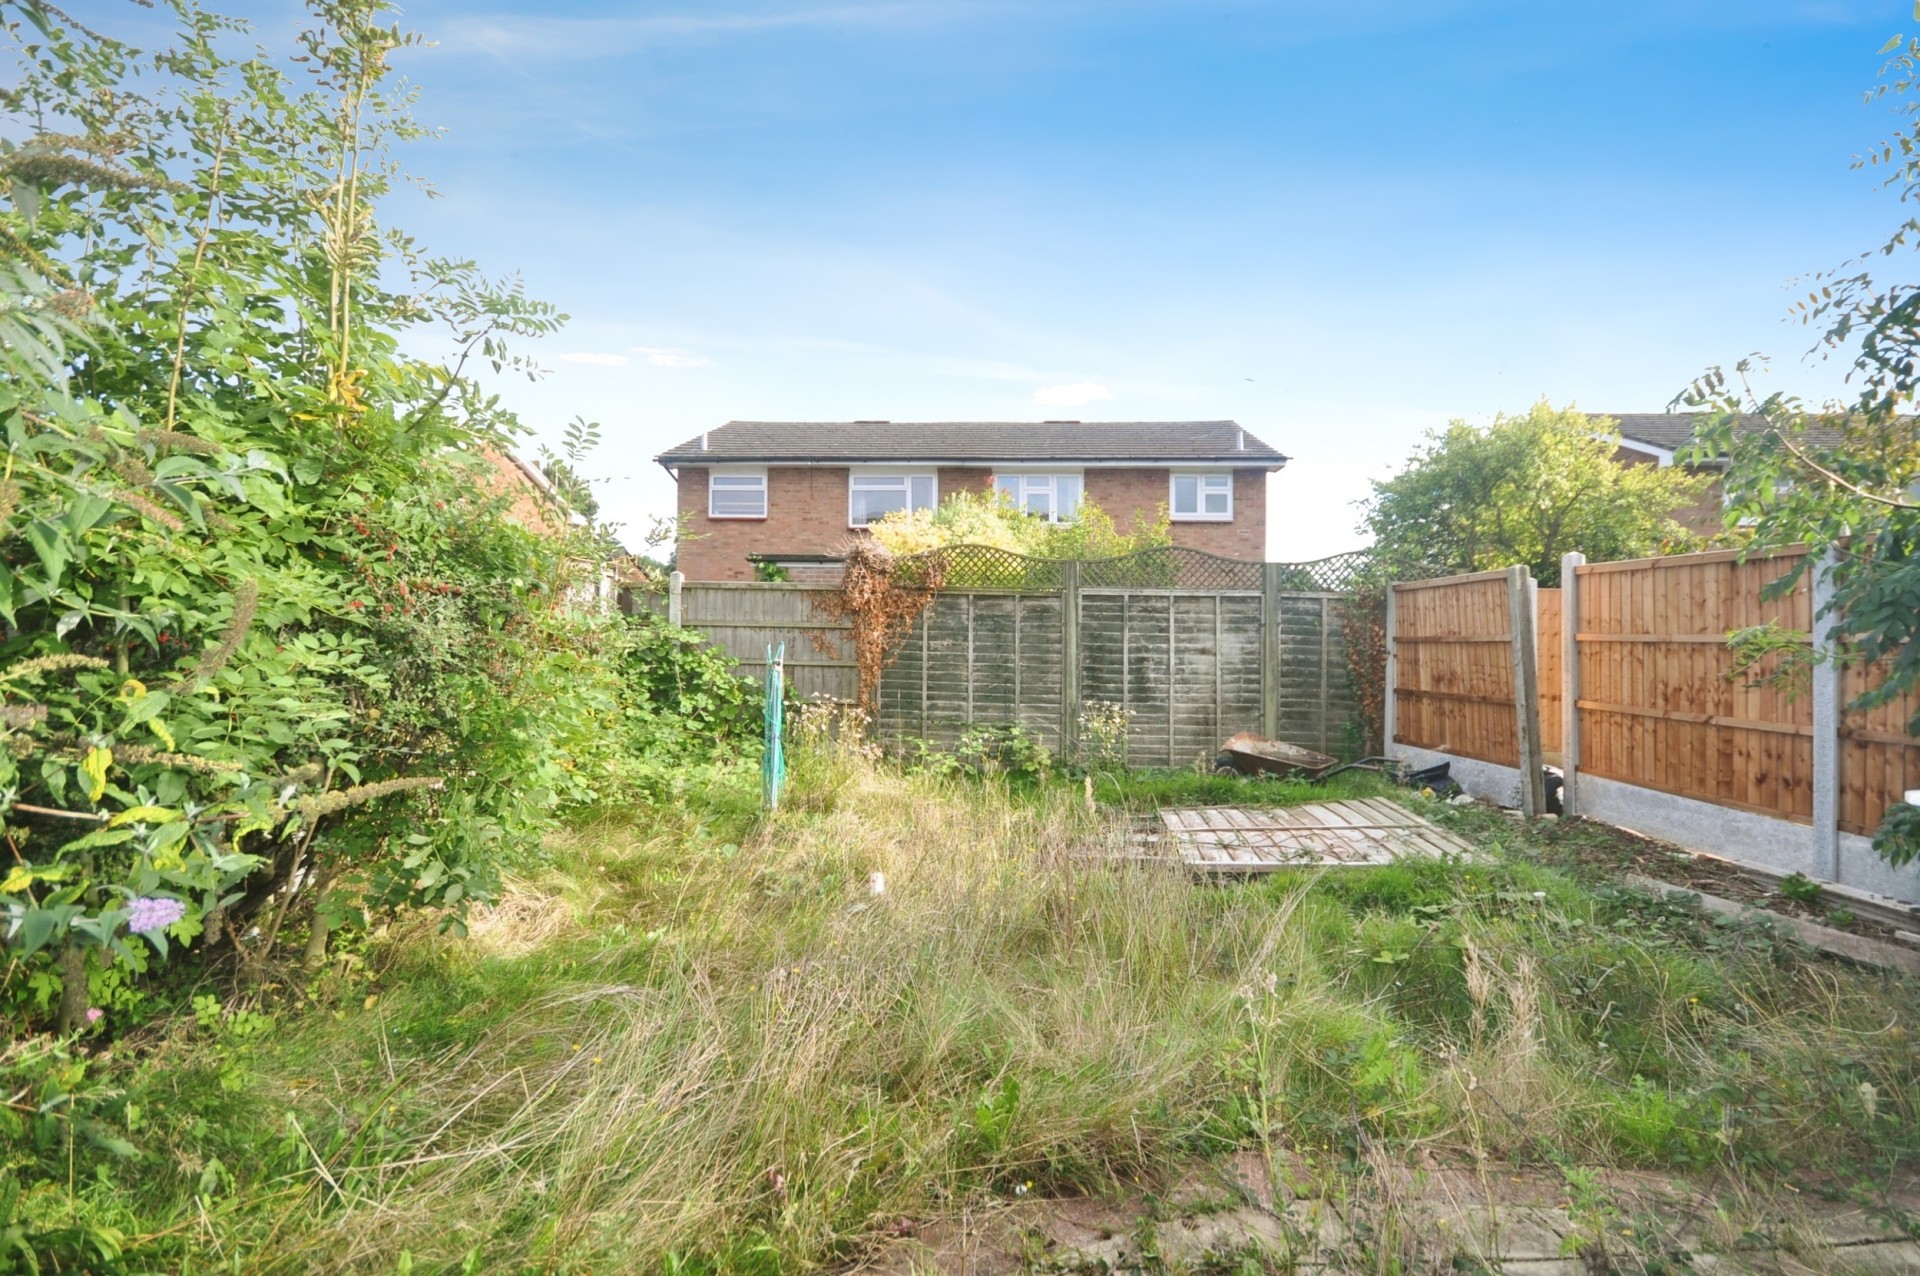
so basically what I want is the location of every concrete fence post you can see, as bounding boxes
[1060,560,1083,758]
[1381,583,1399,754]
[1810,550,1842,881]
[1507,564,1546,817]
[667,570,684,627]
[1559,552,1586,818]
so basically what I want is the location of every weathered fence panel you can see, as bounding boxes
[1576,549,1813,824]
[1275,595,1358,760]
[676,582,857,702]
[879,591,1068,749]
[1073,590,1268,768]
[674,564,1358,768]
[1389,570,1518,767]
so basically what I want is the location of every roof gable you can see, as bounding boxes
[655,420,1288,467]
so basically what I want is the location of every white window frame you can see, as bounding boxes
[993,471,1083,523]
[847,468,938,528]
[707,468,767,520]
[1170,471,1233,522]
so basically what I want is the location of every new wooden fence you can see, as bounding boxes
[1537,587,1562,760]
[1386,546,1920,900]
[1388,570,1519,768]
[1843,661,1920,839]
[1575,549,1814,825]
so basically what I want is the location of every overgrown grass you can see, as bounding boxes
[8,747,1917,1272]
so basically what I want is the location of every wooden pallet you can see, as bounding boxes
[1160,797,1478,873]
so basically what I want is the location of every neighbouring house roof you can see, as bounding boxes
[1604,412,1846,457]
[654,420,1289,468]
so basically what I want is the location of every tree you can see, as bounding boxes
[0,0,616,1025]
[1360,402,1710,586]
[865,490,1171,560]
[1681,35,1920,864]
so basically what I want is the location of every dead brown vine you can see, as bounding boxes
[812,541,947,711]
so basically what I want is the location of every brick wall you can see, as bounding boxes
[1084,467,1267,560]
[676,465,843,581]
[674,463,1269,580]
[483,449,572,539]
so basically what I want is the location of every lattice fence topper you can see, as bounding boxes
[888,544,1374,593]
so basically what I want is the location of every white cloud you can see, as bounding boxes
[1031,382,1113,407]
[559,351,631,367]
[633,346,713,368]
[444,5,964,61]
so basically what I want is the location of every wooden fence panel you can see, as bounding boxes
[1537,588,1563,761]
[678,583,856,701]
[1840,664,1920,837]
[678,580,1354,766]
[1390,571,1517,766]
[1275,595,1356,758]
[876,592,1068,750]
[1574,549,1812,823]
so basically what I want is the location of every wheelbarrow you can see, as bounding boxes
[1210,733,1461,796]
[1211,732,1338,779]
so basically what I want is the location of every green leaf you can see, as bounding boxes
[120,690,171,728]
[24,518,69,585]
[62,826,137,851]
[64,492,113,533]
[18,907,59,956]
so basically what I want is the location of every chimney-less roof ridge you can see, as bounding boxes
[656,419,1287,468]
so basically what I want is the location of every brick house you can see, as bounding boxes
[1605,412,1844,536]
[655,420,1289,582]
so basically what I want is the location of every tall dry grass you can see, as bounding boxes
[211,745,1918,1272]
[255,754,1313,1270]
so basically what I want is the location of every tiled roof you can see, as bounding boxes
[655,420,1288,467]
[1605,412,1845,455]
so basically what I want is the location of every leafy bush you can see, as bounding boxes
[0,0,718,1032]
[915,723,1054,783]
[865,489,1171,561]
[1872,802,1920,869]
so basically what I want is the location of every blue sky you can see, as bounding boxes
[161,1,1914,554]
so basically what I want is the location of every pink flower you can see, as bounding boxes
[86,1008,104,1024]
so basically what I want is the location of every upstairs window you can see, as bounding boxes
[1171,472,1232,521]
[994,473,1083,523]
[708,470,767,519]
[849,470,937,527]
